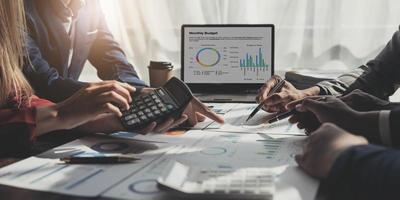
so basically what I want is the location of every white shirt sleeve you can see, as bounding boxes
[379,110,392,146]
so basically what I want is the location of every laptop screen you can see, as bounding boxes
[182,25,274,84]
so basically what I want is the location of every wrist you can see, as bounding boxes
[384,102,400,110]
[301,86,321,98]
[352,111,380,140]
[35,104,69,136]
[51,103,76,130]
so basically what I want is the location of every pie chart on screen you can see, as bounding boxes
[196,47,221,67]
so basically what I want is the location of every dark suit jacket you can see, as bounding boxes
[23,0,147,102]
[323,108,400,199]
[326,144,400,200]
[317,27,400,99]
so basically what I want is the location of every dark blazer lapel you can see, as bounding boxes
[38,0,71,76]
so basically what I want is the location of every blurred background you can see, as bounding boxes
[80,0,400,87]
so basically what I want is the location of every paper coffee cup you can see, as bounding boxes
[148,61,173,87]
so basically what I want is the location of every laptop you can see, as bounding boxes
[181,24,274,103]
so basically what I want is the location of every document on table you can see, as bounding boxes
[0,134,187,197]
[103,130,319,200]
[189,103,305,135]
[0,123,318,200]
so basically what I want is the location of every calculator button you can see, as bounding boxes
[147,102,155,107]
[151,106,157,111]
[140,116,148,121]
[147,113,155,118]
[166,104,174,110]
[139,105,146,110]
[245,179,257,183]
[127,119,137,125]
[136,101,144,106]
[138,111,144,116]
[160,107,167,112]
[157,103,164,108]
[154,110,161,115]
[144,108,151,113]
[229,189,241,194]
[259,188,273,194]
[244,190,255,194]
[124,115,134,120]
[155,99,161,103]
[214,190,225,194]
[144,98,151,103]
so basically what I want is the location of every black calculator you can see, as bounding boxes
[121,77,193,130]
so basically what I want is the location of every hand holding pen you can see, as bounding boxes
[246,78,286,122]
[268,96,328,123]
[256,75,320,113]
[283,96,362,134]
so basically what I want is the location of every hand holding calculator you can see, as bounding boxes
[121,77,193,130]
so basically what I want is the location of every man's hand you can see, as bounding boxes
[182,97,225,127]
[340,89,392,111]
[135,88,224,133]
[287,96,380,138]
[288,96,359,131]
[256,75,320,112]
[295,123,368,178]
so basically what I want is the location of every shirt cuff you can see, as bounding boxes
[379,110,392,146]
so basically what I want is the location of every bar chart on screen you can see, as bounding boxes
[239,47,269,79]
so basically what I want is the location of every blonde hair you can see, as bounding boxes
[0,0,33,107]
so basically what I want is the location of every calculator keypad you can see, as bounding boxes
[122,90,179,129]
[197,168,275,196]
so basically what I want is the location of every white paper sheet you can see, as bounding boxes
[217,103,305,135]
[103,131,319,200]
[0,109,317,200]
[176,103,306,136]
[0,135,177,197]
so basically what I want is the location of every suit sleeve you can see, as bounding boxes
[0,97,52,157]
[316,28,400,99]
[325,144,400,200]
[389,107,400,147]
[87,1,147,87]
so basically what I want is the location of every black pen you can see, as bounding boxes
[246,79,286,122]
[60,155,140,164]
[267,109,298,124]
[267,96,328,124]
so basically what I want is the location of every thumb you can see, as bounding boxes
[295,154,304,166]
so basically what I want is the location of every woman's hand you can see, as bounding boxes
[36,81,137,135]
[55,81,135,129]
